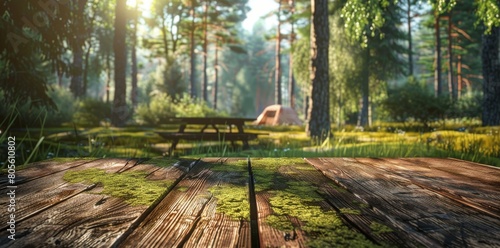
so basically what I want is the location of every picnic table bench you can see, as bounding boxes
[156,117,263,154]
[1,157,499,247]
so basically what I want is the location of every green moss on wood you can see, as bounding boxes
[63,168,171,206]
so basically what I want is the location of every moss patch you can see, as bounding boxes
[340,208,362,215]
[370,222,393,235]
[247,158,379,247]
[208,184,249,220]
[63,168,171,206]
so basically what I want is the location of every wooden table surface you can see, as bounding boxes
[1,157,499,247]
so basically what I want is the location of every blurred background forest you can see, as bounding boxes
[1,0,499,129]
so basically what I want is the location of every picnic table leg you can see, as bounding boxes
[169,138,179,155]
[236,124,250,150]
[169,124,186,156]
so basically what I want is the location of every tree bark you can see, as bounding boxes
[70,41,84,98]
[112,0,128,127]
[289,0,296,109]
[202,0,209,102]
[434,12,443,97]
[358,46,370,127]
[69,0,87,98]
[306,0,330,140]
[213,43,219,110]
[447,15,455,100]
[275,0,282,105]
[189,3,197,99]
[131,1,139,108]
[482,27,500,126]
[407,0,413,76]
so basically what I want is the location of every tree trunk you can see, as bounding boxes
[434,12,443,97]
[482,27,500,126]
[69,0,87,98]
[306,0,330,140]
[70,44,84,98]
[106,53,111,104]
[358,47,370,127]
[289,0,296,109]
[82,41,92,96]
[457,54,462,99]
[112,0,128,127]
[213,44,219,110]
[130,1,139,108]
[407,0,413,76]
[202,0,209,102]
[447,15,455,100]
[275,1,282,105]
[190,4,197,99]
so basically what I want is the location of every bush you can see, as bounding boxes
[135,93,175,125]
[45,87,75,126]
[0,87,75,128]
[382,77,450,129]
[73,98,112,127]
[135,93,224,126]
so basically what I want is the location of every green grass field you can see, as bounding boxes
[2,124,500,167]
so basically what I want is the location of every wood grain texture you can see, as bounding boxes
[306,158,500,247]
[118,159,250,248]
[0,158,184,248]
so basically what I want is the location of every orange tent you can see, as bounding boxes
[254,105,303,125]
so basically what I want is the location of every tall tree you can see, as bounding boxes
[482,27,500,126]
[112,0,128,126]
[189,0,197,98]
[288,0,296,109]
[477,0,500,126]
[433,8,443,97]
[69,0,89,98]
[275,0,283,105]
[342,0,406,127]
[435,0,500,126]
[306,0,330,139]
[130,0,139,108]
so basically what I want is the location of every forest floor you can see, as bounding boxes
[3,124,500,167]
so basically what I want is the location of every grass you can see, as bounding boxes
[2,115,500,167]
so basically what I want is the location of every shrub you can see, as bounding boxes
[135,93,224,126]
[73,98,112,127]
[382,77,450,129]
[135,93,175,125]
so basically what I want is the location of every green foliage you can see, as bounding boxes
[0,87,74,128]
[475,0,500,33]
[382,77,450,128]
[341,0,391,46]
[45,87,76,126]
[135,93,223,125]
[73,99,112,127]
[63,168,171,206]
[135,93,175,125]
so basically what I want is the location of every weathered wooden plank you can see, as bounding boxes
[0,158,94,187]
[290,161,410,247]
[118,159,251,248]
[306,158,500,247]
[250,158,380,248]
[0,158,130,227]
[0,158,185,248]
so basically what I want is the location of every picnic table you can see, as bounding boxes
[1,157,499,247]
[156,117,261,154]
